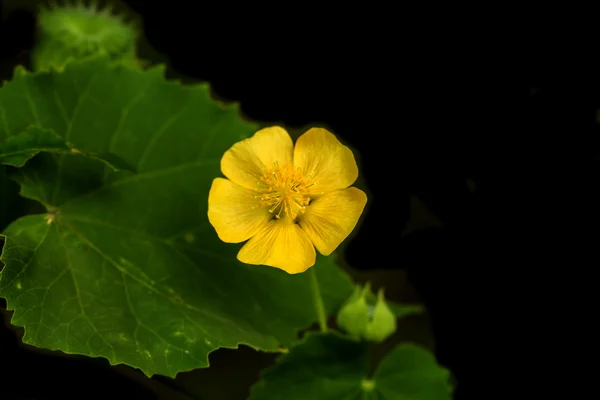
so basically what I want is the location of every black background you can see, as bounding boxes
[2,1,598,399]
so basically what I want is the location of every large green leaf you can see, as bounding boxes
[250,332,452,400]
[0,58,355,377]
[0,126,68,167]
[0,167,24,232]
[0,125,133,170]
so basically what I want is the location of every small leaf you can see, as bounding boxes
[374,345,453,399]
[0,126,68,167]
[387,302,424,319]
[0,126,135,171]
[250,332,452,399]
[0,126,135,172]
[0,58,355,377]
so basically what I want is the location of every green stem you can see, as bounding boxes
[309,267,328,332]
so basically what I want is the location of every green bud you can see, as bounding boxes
[32,1,141,72]
[336,284,370,338]
[363,288,397,343]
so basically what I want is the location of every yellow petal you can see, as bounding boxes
[293,128,359,193]
[221,126,293,189]
[237,219,316,274]
[299,187,367,255]
[208,178,271,243]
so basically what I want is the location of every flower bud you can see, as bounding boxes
[363,288,397,343]
[336,284,370,338]
[32,2,140,72]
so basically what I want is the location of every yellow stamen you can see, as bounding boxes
[257,162,315,220]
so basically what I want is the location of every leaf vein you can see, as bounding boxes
[0,224,51,291]
[107,83,151,153]
[61,219,230,324]
[137,106,190,170]
[22,78,41,125]
[59,158,218,211]
[56,221,117,361]
[51,70,102,204]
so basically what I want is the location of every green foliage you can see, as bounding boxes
[0,5,453,396]
[32,1,139,72]
[0,58,355,377]
[250,332,453,399]
[0,127,67,167]
[0,125,133,170]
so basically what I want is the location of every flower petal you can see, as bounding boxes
[221,126,293,189]
[237,219,316,274]
[293,128,359,192]
[208,178,271,243]
[299,187,367,255]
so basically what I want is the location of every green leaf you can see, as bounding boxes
[0,77,135,171]
[250,332,452,400]
[0,126,68,167]
[0,167,24,232]
[373,344,453,399]
[0,124,135,171]
[387,302,424,319]
[0,58,355,377]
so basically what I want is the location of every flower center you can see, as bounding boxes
[257,162,315,220]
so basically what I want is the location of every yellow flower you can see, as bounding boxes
[208,126,367,274]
